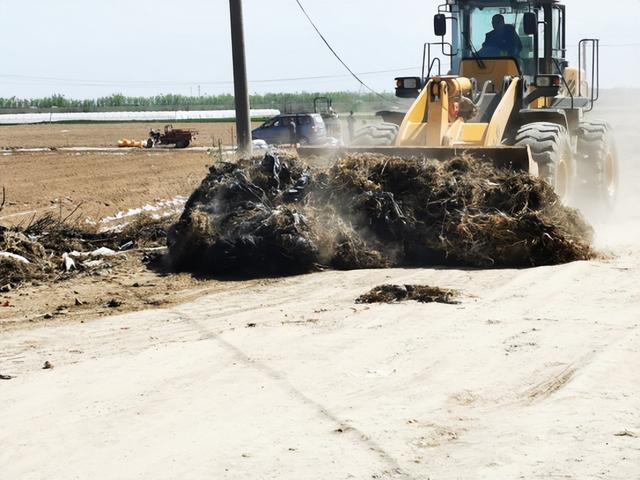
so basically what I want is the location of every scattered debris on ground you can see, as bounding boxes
[0,214,171,289]
[106,299,123,308]
[356,284,459,304]
[168,152,594,276]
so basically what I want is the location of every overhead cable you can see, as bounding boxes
[294,0,392,101]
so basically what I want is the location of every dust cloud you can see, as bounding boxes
[587,91,640,253]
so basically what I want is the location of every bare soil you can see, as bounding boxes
[0,150,211,225]
[0,121,260,149]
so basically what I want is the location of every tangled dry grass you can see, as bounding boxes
[356,284,459,304]
[167,152,594,276]
[0,215,170,289]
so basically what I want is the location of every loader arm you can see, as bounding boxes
[396,75,522,149]
[395,76,471,147]
[483,77,520,146]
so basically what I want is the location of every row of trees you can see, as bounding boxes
[0,92,395,111]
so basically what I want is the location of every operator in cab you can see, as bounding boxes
[480,14,522,58]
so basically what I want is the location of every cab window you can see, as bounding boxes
[552,6,564,59]
[462,4,534,62]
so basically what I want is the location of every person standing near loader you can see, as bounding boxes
[325,108,341,141]
[347,111,356,143]
[288,117,298,145]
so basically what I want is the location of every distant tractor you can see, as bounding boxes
[314,96,342,140]
[147,125,197,149]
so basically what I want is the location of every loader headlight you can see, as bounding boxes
[534,75,562,88]
[395,76,423,99]
[402,78,419,89]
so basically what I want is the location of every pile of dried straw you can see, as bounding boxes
[167,152,594,276]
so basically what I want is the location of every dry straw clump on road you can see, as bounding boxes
[167,152,594,275]
[356,284,459,304]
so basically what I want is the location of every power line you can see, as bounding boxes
[0,67,418,88]
[1,39,636,90]
[252,67,416,84]
[294,0,391,101]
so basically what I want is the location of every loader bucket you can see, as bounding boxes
[297,145,537,175]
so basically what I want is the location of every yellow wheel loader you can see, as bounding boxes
[300,0,618,213]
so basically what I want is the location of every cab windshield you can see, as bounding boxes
[461,4,534,65]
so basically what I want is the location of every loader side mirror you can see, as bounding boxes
[523,12,537,36]
[434,14,447,37]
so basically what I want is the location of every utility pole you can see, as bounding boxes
[229,0,252,156]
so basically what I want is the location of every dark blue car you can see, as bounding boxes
[252,113,328,145]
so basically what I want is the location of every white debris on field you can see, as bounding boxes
[252,139,269,151]
[82,259,105,268]
[99,196,186,225]
[61,253,76,272]
[69,247,117,258]
[0,252,31,264]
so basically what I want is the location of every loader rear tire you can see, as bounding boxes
[575,120,618,217]
[351,122,398,146]
[514,122,575,204]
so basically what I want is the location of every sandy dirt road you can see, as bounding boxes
[1,105,640,478]
[1,248,639,479]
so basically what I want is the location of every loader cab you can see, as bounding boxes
[434,1,567,86]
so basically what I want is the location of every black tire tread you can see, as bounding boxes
[576,119,618,213]
[351,122,399,146]
[514,122,574,201]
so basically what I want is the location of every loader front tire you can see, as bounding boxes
[575,120,618,217]
[514,122,575,204]
[351,122,398,146]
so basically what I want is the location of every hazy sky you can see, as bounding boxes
[0,0,638,99]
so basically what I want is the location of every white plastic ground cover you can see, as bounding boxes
[0,109,280,125]
[98,196,187,225]
[252,139,269,151]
